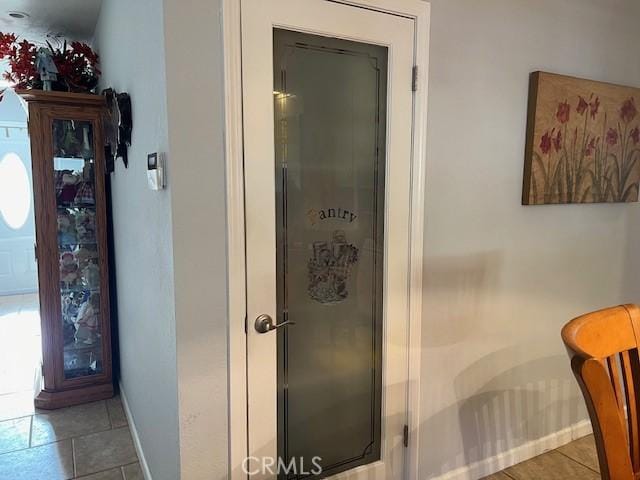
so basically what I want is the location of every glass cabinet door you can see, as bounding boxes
[51,119,104,380]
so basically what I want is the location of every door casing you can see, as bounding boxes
[221,1,431,478]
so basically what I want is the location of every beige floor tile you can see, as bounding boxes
[557,434,599,472]
[0,391,36,422]
[0,439,73,480]
[74,427,138,477]
[76,467,124,479]
[505,450,600,480]
[31,401,111,447]
[0,416,31,455]
[106,396,128,428]
[122,462,144,480]
[481,473,513,479]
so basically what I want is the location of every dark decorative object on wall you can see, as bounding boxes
[523,71,640,205]
[0,33,100,97]
[102,88,132,172]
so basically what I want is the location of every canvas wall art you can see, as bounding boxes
[523,72,640,205]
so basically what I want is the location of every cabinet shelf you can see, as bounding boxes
[58,242,97,248]
[57,204,96,210]
[64,342,102,353]
[54,154,94,160]
[60,286,100,294]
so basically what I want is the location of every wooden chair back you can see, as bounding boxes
[562,304,640,480]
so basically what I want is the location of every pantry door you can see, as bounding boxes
[242,0,415,478]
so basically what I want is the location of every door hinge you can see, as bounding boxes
[412,66,418,92]
[244,315,248,334]
[403,424,409,447]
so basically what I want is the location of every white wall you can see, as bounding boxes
[0,91,28,123]
[420,0,640,478]
[93,1,180,479]
[162,0,229,479]
[96,0,229,477]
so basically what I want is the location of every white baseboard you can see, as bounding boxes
[119,382,153,480]
[428,419,593,480]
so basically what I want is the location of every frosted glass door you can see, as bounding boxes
[243,2,415,478]
[274,29,387,479]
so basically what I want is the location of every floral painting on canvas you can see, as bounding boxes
[523,72,640,205]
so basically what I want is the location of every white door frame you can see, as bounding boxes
[222,1,430,478]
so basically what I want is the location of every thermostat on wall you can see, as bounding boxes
[147,153,165,190]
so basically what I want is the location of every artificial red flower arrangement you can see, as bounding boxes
[0,32,100,95]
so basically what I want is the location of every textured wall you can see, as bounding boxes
[420,0,640,477]
[162,0,230,478]
[93,0,180,478]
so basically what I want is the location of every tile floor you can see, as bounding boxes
[0,294,142,479]
[0,396,142,480]
[483,434,600,480]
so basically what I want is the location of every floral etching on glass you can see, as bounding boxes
[308,230,359,304]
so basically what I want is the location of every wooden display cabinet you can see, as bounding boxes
[19,90,113,409]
